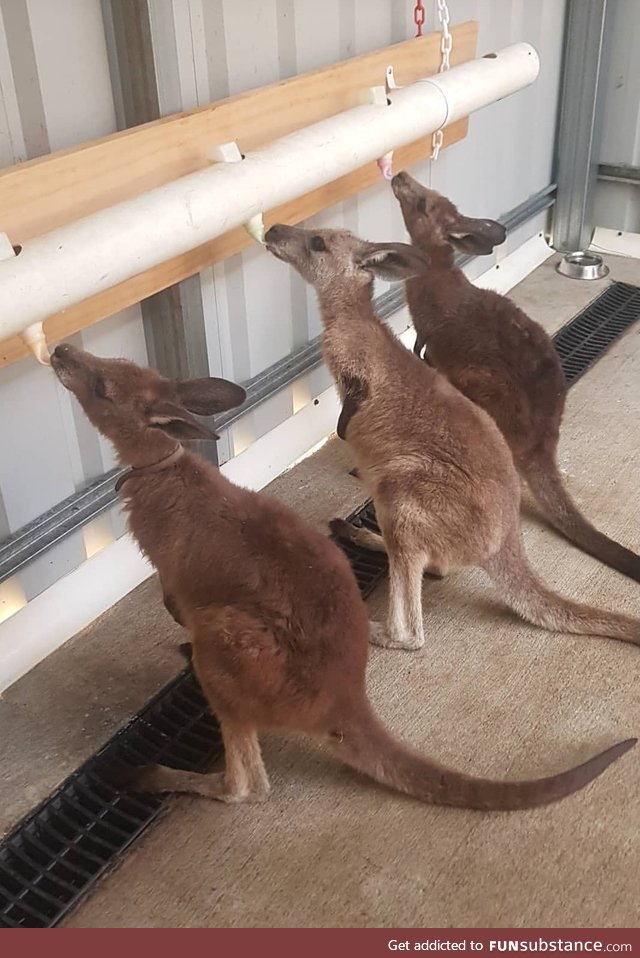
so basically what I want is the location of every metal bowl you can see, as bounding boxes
[556,251,609,280]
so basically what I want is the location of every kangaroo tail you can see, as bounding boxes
[522,452,640,583]
[483,529,640,645]
[332,703,634,811]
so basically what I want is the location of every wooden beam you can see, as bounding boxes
[0,22,478,367]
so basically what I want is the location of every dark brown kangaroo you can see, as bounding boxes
[50,343,634,810]
[265,223,640,651]
[391,170,640,583]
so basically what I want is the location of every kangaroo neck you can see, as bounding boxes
[115,444,185,493]
[407,249,471,329]
[317,286,387,379]
[316,282,377,331]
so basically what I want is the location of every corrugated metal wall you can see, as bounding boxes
[0,0,150,623]
[594,0,640,234]
[0,0,566,625]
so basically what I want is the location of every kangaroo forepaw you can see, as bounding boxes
[109,762,271,804]
[104,761,155,791]
[329,517,356,541]
[108,763,168,793]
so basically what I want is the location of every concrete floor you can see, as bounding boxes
[2,251,640,927]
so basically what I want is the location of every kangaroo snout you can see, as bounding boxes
[391,171,413,197]
[51,342,99,374]
[265,223,298,249]
[264,223,300,262]
[391,170,425,204]
[264,224,289,242]
[51,342,89,385]
[52,342,81,363]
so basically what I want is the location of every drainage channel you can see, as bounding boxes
[553,281,640,385]
[1,281,639,927]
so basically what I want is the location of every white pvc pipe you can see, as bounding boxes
[0,43,539,342]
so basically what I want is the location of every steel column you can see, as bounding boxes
[552,0,611,254]
[101,0,216,460]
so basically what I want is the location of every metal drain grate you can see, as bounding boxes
[0,670,221,927]
[553,281,640,384]
[2,280,639,927]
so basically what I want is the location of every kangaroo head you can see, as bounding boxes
[391,171,506,256]
[51,344,245,465]
[265,223,430,297]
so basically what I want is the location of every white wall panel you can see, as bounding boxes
[222,0,281,93]
[0,0,148,606]
[0,4,26,165]
[26,0,117,151]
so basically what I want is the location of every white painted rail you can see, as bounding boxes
[0,43,539,348]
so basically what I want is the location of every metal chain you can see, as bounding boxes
[431,0,452,160]
[431,129,444,159]
[413,0,425,37]
[437,0,452,72]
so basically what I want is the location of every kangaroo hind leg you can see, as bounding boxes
[370,549,426,651]
[122,719,270,803]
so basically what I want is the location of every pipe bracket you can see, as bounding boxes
[209,141,244,164]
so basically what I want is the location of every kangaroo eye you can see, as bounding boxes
[93,375,109,400]
[416,198,427,213]
[310,235,327,252]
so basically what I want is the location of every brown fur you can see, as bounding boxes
[265,223,640,651]
[50,343,634,810]
[391,170,640,583]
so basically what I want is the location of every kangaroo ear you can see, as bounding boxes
[355,242,429,281]
[445,217,506,255]
[175,377,246,415]
[147,401,220,441]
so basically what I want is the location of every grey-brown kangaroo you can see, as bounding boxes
[265,223,640,653]
[391,170,640,583]
[51,344,636,810]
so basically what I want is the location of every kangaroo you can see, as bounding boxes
[265,224,640,653]
[391,170,640,584]
[49,343,634,810]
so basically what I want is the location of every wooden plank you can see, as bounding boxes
[0,23,478,367]
[0,22,476,243]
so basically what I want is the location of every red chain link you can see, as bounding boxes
[413,0,425,37]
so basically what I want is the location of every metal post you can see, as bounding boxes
[552,0,611,279]
[101,0,217,460]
